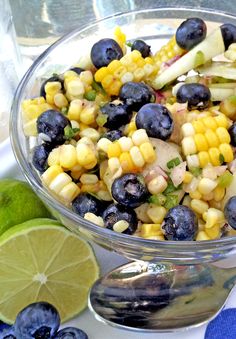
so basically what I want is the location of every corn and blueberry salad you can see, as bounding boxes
[23,17,236,241]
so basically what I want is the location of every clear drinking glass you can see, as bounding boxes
[0,0,22,143]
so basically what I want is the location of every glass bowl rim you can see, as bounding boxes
[10,6,236,254]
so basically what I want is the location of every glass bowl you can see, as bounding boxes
[10,7,236,265]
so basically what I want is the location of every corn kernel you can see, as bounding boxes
[198,178,217,195]
[108,157,121,174]
[190,199,209,215]
[76,143,97,167]
[198,151,210,167]
[202,192,214,201]
[192,120,206,133]
[95,67,109,82]
[147,175,168,195]
[79,70,93,85]
[205,208,225,228]
[182,195,192,208]
[45,81,61,95]
[107,141,122,158]
[140,224,162,237]
[194,134,209,152]
[80,174,98,185]
[121,72,134,83]
[201,116,218,130]
[119,152,135,172]
[67,99,83,121]
[41,165,63,186]
[181,123,195,137]
[219,144,234,163]
[187,154,200,168]
[215,114,229,128]
[189,190,202,200]
[196,231,211,241]
[139,142,156,163]
[131,129,149,146]
[113,220,129,233]
[183,171,193,184]
[109,80,122,96]
[130,146,145,168]
[205,224,221,239]
[48,148,60,167]
[213,186,225,202]
[79,127,100,141]
[182,136,197,155]
[84,212,104,227]
[205,130,219,147]
[216,127,231,144]
[60,144,77,169]
[147,206,167,224]
[101,74,113,89]
[67,79,85,97]
[49,172,72,194]
[97,138,113,153]
[59,182,80,202]
[80,106,97,125]
[54,93,68,108]
[118,137,133,152]
[208,148,221,166]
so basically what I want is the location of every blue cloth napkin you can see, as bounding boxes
[205,308,236,339]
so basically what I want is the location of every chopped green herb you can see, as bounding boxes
[126,41,133,47]
[219,153,225,164]
[185,297,196,304]
[218,170,233,188]
[98,151,107,162]
[61,107,68,115]
[92,80,106,95]
[167,157,181,169]
[84,90,96,101]
[148,194,166,206]
[163,180,182,194]
[64,126,80,140]
[52,72,58,77]
[96,113,108,127]
[194,50,205,67]
[190,167,202,177]
[164,194,178,209]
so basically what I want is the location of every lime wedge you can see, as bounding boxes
[0,218,99,324]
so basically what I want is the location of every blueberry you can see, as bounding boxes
[32,143,53,173]
[91,38,123,69]
[136,103,173,140]
[228,123,236,146]
[162,205,198,240]
[176,83,211,110]
[54,327,88,339]
[102,129,122,141]
[224,196,236,229]
[119,82,155,111]
[69,67,84,75]
[0,323,16,339]
[111,174,149,208]
[37,110,71,145]
[220,23,236,49]
[101,101,132,129]
[40,76,64,99]
[176,17,207,50]
[72,193,104,217]
[14,302,60,339]
[102,204,138,234]
[131,40,151,58]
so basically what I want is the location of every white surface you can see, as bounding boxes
[1,138,236,339]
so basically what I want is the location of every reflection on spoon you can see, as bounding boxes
[89,261,236,332]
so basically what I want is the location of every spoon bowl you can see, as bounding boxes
[89,261,236,332]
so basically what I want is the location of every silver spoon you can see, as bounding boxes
[88,261,236,332]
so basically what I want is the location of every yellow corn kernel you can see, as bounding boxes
[118,137,133,152]
[121,72,134,84]
[45,81,61,96]
[41,165,63,186]
[139,142,156,163]
[109,80,122,96]
[59,182,80,203]
[95,67,109,82]
[219,144,234,163]
[107,59,122,73]
[54,93,68,108]
[198,178,217,195]
[147,206,167,224]
[84,212,104,227]
[204,208,225,228]
[49,172,72,194]
[181,122,195,137]
[208,148,221,166]
[119,152,135,172]
[205,130,219,147]
[67,99,83,121]
[192,120,206,133]
[181,136,197,155]
[80,174,99,184]
[76,143,97,167]
[201,116,218,130]
[80,106,97,125]
[213,186,225,202]
[194,134,209,152]
[187,155,200,168]
[190,199,209,215]
[113,220,130,233]
[215,114,229,128]
[131,50,142,61]
[97,138,113,153]
[196,231,211,241]
[79,70,93,85]
[101,74,113,89]
[189,190,202,200]
[183,171,193,184]
[140,224,162,237]
[67,79,85,97]
[182,195,192,208]
[59,144,77,169]
[147,175,168,195]
[107,141,122,158]
[216,127,231,144]
[108,157,122,174]
[48,148,60,166]
[113,66,127,79]
[198,151,210,167]
[84,159,98,170]
[79,127,100,141]
[131,129,149,146]
[205,224,221,239]
[202,192,214,201]
[133,68,145,81]
[130,146,145,168]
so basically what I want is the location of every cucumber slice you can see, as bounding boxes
[209,87,236,101]
[197,61,236,80]
[153,28,225,89]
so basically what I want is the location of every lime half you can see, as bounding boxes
[0,218,99,324]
